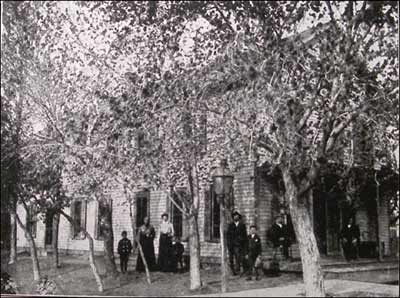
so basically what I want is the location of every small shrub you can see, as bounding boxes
[35,275,57,295]
[1,272,18,294]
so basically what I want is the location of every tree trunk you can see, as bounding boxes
[60,210,104,292]
[129,207,151,284]
[86,231,104,292]
[219,196,229,293]
[52,212,61,268]
[188,214,202,290]
[283,170,325,297]
[103,205,117,276]
[8,211,17,264]
[15,212,41,281]
[137,236,151,284]
[187,163,202,291]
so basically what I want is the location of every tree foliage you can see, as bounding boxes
[1,1,398,296]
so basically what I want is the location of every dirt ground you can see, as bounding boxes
[1,253,303,296]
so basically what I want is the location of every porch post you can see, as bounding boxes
[325,196,329,256]
[374,171,383,262]
[309,191,314,229]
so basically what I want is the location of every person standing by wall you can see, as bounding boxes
[136,216,156,272]
[117,231,132,274]
[340,217,360,262]
[157,213,174,272]
[227,210,248,276]
[267,216,291,260]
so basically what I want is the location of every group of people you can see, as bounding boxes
[118,209,360,277]
[227,211,293,281]
[117,213,185,274]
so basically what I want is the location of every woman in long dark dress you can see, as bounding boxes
[157,213,174,272]
[136,216,156,272]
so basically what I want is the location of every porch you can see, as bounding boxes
[279,256,399,284]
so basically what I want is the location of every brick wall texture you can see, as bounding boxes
[16,160,391,260]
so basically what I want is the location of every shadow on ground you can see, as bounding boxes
[0,253,303,296]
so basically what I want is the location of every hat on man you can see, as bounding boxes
[231,210,241,218]
[161,212,169,218]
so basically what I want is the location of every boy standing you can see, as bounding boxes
[171,236,185,273]
[118,231,132,274]
[246,225,262,281]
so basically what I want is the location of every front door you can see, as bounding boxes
[313,192,327,255]
[45,211,53,246]
[326,197,341,255]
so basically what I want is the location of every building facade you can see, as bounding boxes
[16,159,394,263]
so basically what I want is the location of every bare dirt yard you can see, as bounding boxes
[2,253,303,296]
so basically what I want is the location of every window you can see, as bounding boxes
[210,186,220,241]
[136,191,149,230]
[95,200,112,240]
[204,185,234,242]
[26,205,37,238]
[169,189,189,240]
[70,201,87,239]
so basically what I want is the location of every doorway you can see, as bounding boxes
[325,197,341,255]
[135,190,149,231]
[313,191,327,255]
[313,191,344,256]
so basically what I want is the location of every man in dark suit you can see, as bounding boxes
[227,210,248,276]
[340,217,360,262]
[267,216,291,260]
[246,225,262,281]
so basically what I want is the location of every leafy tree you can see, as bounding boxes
[163,2,397,296]
[2,1,107,290]
[81,1,396,295]
[1,0,43,266]
[2,1,397,296]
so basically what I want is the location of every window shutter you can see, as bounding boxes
[32,214,37,239]
[70,202,76,239]
[166,194,171,215]
[94,201,99,240]
[28,206,37,239]
[182,215,189,241]
[199,112,207,156]
[145,191,150,218]
[26,208,29,233]
[228,187,235,211]
[81,201,87,239]
[204,188,211,241]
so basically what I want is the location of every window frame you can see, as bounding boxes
[209,185,221,242]
[205,184,234,242]
[70,200,87,240]
[170,189,188,240]
[135,190,149,232]
[95,199,112,241]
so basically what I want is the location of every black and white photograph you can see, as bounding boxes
[1,1,399,297]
